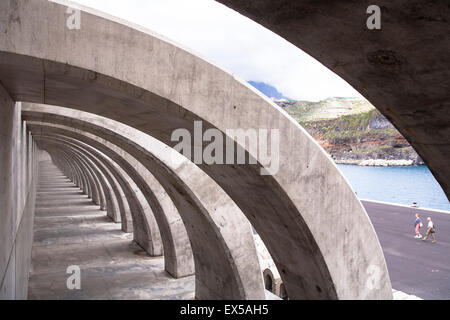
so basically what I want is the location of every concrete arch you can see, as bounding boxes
[48,138,134,232]
[217,0,450,201]
[36,135,162,257]
[41,142,102,207]
[55,138,131,227]
[58,147,91,198]
[75,148,108,210]
[0,0,391,299]
[65,143,105,209]
[53,155,87,202]
[31,127,194,278]
[45,135,119,218]
[59,147,89,196]
[53,148,84,191]
[263,269,273,292]
[43,137,162,253]
[51,137,127,225]
[64,143,105,209]
[37,134,181,262]
[23,105,268,297]
[27,121,264,299]
[52,152,81,189]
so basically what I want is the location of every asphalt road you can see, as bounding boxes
[362,200,450,300]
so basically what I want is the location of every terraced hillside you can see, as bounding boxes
[275,97,422,165]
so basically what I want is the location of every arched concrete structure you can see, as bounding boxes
[43,137,120,219]
[22,104,272,297]
[36,133,165,258]
[26,121,265,299]
[263,268,274,292]
[0,0,392,299]
[263,268,283,298]
[50,135,130,226]
[63,144,104,208]
[49,138,195,278]
[217,0,450,201]
[48,138,133,231]
[36,132,190,275]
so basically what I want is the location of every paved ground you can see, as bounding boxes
[29,162,449,300]
[362,200,450,300]
[28,162,195,300]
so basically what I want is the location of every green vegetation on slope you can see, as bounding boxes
[274,97,421,164]
[277,97,375,122]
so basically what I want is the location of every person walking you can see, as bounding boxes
[422,217,436,243]
[414,213,423,238]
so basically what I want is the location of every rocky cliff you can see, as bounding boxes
[275,97,423,165]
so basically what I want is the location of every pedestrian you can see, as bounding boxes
[414,213,422,238]
[422,217,436,243]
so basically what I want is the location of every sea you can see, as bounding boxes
[337,164,450,212]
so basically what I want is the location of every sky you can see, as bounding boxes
[71,0,362,101]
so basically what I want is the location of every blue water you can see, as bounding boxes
[337,165,450,211]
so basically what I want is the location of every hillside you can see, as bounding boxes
[276,97,374,122]
[275,97,423,165]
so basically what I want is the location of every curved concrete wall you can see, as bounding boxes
[0,0,393,299]
[52,138,127,224]
[38,135,164,257]
[26,119,264,299]
[41,133,190,275]
[51,139,133,230]
[30,122,263,299]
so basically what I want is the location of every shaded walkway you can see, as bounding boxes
[28,161,194,300]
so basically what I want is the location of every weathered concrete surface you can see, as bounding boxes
[51,142,125,224]
[216,0,450,201]
[23,105,269,289]
[39,139,162,257]
[36,132,191,277]
[27,120,265,300]
[0,88,37,299]
[53,139,194,278]
[61,143,103,207]
[51,141,132,228]
[0,0,391,299]
[0,82,16,299]
[29,162,195,300]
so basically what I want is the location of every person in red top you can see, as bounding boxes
[414,213,422,239]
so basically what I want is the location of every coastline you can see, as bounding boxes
[335,159,422,167]
[360,199,450,215]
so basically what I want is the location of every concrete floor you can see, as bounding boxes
[28,162,195,300]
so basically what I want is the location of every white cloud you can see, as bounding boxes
[72,0,362,101]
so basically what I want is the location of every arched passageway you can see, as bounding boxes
[0,0,393,299]
[264,273,273,292]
